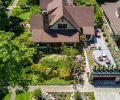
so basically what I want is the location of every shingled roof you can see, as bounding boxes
[46,0,94,31]
[31,15,80,43]
[102,3,120,35]
[31,0,95,43]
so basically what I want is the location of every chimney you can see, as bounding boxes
[42,10,49,31]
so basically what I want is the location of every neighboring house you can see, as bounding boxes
[30,0,94,47]
[102,2,120,41]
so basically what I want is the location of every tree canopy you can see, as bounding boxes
[0,31,36,89]
[0,1,8,31]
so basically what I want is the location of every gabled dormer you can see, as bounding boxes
[50,17,75,30]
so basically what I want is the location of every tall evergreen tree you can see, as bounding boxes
[0,0,9,31]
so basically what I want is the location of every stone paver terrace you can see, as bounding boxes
[92,31,116,67]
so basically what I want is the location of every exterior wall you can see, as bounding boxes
[50,17,75,30]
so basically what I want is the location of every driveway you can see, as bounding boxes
[94,92,120,100]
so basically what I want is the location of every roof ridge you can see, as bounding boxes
[63,6,81,31]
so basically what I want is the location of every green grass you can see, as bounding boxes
[11,6,40,21]
[18,12,31,21]
[15,92,30,100]
[42,77,71,85]
[3,93,12,100]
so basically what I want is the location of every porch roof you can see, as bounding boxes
[83,27,95,35]
[32,29,80,43]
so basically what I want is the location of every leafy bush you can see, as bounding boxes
[105,38,109,42]
[32,89,42,99]
[107,43,111,47]
[74,91,81,100]
[58,67,71,80]
[30,6,41,14]
[95,4,103,28]
[11,7,29,16]
[87,92,95,100]
[16,90,24,95]
[103,33,106,37]
[61,45,79,58]
[40,55,66,68]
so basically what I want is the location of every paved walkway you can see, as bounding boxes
[9,84,120,100]
[10,88,16,100]
[28,85,75,93]
[83,48,90,74]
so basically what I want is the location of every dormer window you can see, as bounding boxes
[116,7,120,18]
[58,24,67,29]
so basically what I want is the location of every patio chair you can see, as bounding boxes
[98,56,103,61]
[105,58,111,64]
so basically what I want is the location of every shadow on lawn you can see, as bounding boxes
[0,87,9,100]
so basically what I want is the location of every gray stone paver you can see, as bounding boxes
[94,92,120,100]
[28,85,75,92]
[93,30,116,67]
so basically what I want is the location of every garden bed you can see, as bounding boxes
[45,92,72,100]
[102,24,120,67]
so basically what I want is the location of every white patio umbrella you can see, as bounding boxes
[102,51,107,57]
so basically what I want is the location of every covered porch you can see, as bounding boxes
[35,42,82,54]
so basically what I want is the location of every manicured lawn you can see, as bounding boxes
[42,77,71,85]
[15,92,30,100]
[3,93,12,100]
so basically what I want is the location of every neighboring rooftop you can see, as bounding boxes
[102,3,120,35]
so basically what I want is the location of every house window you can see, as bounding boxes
[58,24,67,29]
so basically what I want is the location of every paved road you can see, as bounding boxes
[8,0,19,17]
[95,92,120,100]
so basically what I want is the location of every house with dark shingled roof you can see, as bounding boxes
[30,0,95,47]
